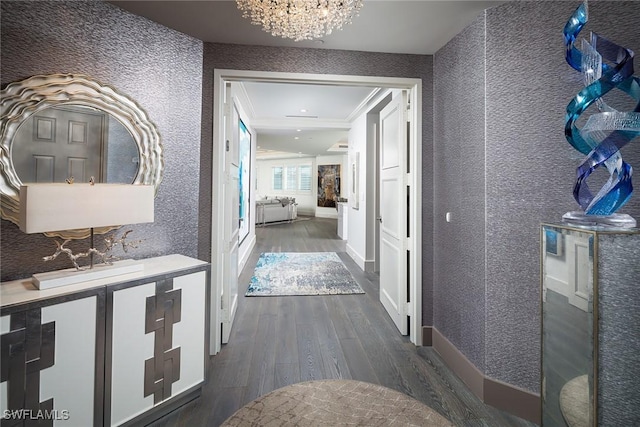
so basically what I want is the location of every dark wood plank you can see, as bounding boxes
[324,295,357,340]
[217,298,261,388]
[274,296,299,365]
[274,362,300,390]
[339,337,381,384]
[294,297,327,382]
[242,313,277,402]
[204,386,245,427]
[312,298,351,380]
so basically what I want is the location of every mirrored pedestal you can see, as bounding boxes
[541,224,640,426]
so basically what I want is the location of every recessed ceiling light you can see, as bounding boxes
[294,136,300,140]
[296,129,302,132]
[300,109,307,113]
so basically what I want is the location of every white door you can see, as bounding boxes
[12,106,105,183]
[568,234,591,312]
[221,86,240,343]
[378,91,409,335]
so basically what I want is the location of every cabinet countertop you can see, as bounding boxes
[1,254,208,308]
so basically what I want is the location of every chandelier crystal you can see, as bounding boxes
[236,0,364,42]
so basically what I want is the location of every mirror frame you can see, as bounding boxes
[0,73,164,239]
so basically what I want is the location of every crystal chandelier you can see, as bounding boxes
[236,0,364,42]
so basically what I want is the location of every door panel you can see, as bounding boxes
[222,162,240,343]
[380,238,400,306]
[569,236,591,312]
[34,155,54,182]
[12,106,105,183]
[381,109,400,169]
[379,92,408,335]
[221,87,240,344]
[380,177,400,239]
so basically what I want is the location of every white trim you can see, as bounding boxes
[315,210,338,219]
[235,82,257,118]
[410,82,423,346]
[544,275,567,296]
[212,69,423,349]
[346,243,366,270]
[346,87,385,122]
[346,244,376,273]
[215,69,419,88]
[210,72,224,355]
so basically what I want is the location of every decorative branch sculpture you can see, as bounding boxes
[43,229,143,271]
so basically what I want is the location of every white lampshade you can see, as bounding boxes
[19,183,154,234]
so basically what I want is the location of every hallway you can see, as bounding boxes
[151,217,535,426]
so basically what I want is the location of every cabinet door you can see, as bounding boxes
[107,270,207,427]
[1,293,103,426]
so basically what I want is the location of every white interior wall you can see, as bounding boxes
[346,92,392,272]
[346,114,368,269]
[316,154,348,219]
[255,156,317,216]
[544,231,584,297]
[364,111,381,271]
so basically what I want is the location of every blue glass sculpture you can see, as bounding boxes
[563,1,640,227]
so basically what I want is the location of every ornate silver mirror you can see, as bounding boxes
[0,74,164,239]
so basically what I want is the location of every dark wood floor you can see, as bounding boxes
[150,217,536,427]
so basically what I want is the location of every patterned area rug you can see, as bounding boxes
[246,252,364,296]
[221,379,453,426]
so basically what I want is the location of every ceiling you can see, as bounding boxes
[240,82,379,158]
[109,1,506,55]
[109,0,507,158]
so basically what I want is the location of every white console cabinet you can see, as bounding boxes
[1,255,210,427]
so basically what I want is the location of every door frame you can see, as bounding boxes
[211,69,423,354]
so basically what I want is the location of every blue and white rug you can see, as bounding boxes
[246,252,365,296]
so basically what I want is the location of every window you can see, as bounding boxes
[271,164,312,192]
[299,165,312,191]
[272,166,283,190]
[285,166,297,190]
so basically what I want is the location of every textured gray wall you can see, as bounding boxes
[434,1,640,393]
[484,0,577,394]
[597,232,640,425]
[433,15,487,372]
[485,0,640,393]
[1,1,203,281]
[199,43,435,324]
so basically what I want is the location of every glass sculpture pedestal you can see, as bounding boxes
[541,223,640,426]
[562,211,637,229]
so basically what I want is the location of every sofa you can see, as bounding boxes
[255,197,297,225]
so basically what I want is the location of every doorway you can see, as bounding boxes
[210,70,423,354]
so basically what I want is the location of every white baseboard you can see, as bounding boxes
[296,208,315,216]
[346,244,365,270]
[346,244,376,272]
[545,275,568,297]
[315,212,338,219]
